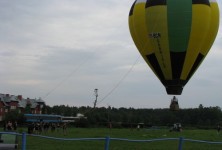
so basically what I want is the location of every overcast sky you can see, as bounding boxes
[0,0,221,109]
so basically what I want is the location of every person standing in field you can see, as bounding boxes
[3,121,7,131]
[7,121,13,131]
[13,121,17,131]
[137,124,140,131]
[62,122,67,136]
[217,124,221,134]
[57,123,61,132]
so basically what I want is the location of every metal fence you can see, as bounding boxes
[1,131,222,150]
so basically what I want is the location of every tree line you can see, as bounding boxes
[4,104,222,129]
[44,104,222,129]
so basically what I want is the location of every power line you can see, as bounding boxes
[42,55,91,99]
[83,56,141,115]
[97,56,140,105]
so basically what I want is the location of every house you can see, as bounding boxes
[0,93,45,121]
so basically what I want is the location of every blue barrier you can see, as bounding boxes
[1,131,222,150]
[22,132,26,150]
[178,137,184,150]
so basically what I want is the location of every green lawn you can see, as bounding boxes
[2,127,222,149]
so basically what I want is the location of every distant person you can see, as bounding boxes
[13,121,18,131]
[43,123,49,134]
[137,124,140,131]
[7,121,13,131]
[108,122,112,129]
[28,124,32,134]
[3,121,7,131]
[217,125,221,134]
[57,123,61,132]
[51,123,56,132]
[62,122,67,136]
[178,123,182,132]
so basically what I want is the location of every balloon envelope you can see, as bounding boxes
[129,0,220,95]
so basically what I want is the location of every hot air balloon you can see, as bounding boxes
[129,0,220,96]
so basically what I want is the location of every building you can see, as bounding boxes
[0,93,45,121]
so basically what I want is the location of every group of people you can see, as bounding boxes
[27,122,67,135]
[3,121,17,131]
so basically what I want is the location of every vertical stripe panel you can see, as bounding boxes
[129,1,159,78]
[181,4,211,80]
[133,2,154,55]
[146,6,172,79]
[167,0,192,53]
[200,1,220,55]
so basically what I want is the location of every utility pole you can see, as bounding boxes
[107,104,112,129]
[93,89,98,108]
[107,104,111,122]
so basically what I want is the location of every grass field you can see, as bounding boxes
[2,127,222,150]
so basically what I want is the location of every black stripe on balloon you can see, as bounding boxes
[146,54,165,82]
[164,79,187,95]
[145,0,210,8]
[129,1,136,16]
[170,52,186,79]
[192,0,210,6]
[145,0,166,8]
[187,53,204,81]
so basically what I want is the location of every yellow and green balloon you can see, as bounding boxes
[129,0,220,95]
